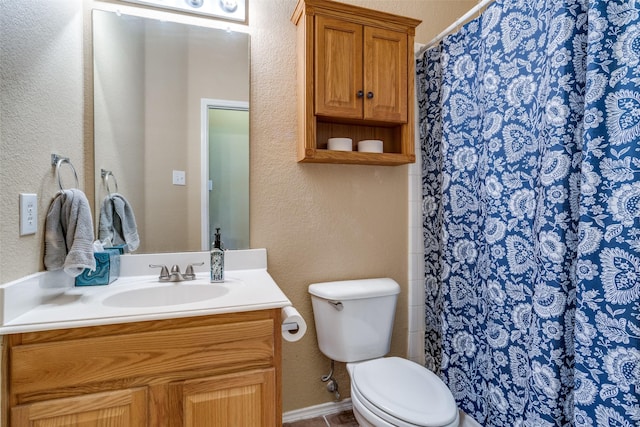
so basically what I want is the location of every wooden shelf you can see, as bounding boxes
[300,149,415,166]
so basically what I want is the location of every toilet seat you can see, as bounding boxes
[350,357,459,427]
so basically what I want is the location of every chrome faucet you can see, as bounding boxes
[149,264,170,281]
[149,262,204,282]
[169,264,184,281]
[183,263,202,280]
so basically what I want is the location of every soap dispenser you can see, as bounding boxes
[210,228,224,283]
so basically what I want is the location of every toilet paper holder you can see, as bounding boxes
[282,322,300,333]
[280,306,307,342]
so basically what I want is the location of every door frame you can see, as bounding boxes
[200,98,250,250]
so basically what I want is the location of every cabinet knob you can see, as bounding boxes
[357,90,364,98]
[367,91,374,99]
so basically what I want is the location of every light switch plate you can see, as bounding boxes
[172,170,186,186]
[19,193,37,235]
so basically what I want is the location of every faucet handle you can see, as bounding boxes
[168,265,184,282]
[149,264,170,281]
[184,262,205,280]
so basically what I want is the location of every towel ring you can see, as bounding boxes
[51,154,79,191]
[101,169,119,196]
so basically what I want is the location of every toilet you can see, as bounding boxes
[309,278,460,427]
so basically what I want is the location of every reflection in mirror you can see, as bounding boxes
[93,9,250,253]
[203,100,249,250]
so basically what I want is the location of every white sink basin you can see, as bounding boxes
[102,284,229,308]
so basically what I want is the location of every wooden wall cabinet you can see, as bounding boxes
[3,310,282,427]
[292,0,421,166]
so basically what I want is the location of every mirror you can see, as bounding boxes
[92,9,250,253]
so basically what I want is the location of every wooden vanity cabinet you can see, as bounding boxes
[2,310,282,427]
[292,0,421,166]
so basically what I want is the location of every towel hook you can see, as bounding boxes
[51,154,79,191]
[101,169,119,197]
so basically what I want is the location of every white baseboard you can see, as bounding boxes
[282,399,352,423]
[283,400,482,427]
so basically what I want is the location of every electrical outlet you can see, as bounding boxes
[19,193,37,236]
[172,170,186,186]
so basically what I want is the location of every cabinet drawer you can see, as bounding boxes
[10,318,275,397]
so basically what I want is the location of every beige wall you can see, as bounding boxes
[0,0,476,414]
[1,0,85,282]
[250,0,476,412]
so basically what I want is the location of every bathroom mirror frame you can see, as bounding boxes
[92,7,250,254]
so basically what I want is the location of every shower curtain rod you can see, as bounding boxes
[416,0,496,57]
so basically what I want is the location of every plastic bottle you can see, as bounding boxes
[210,228,224,283]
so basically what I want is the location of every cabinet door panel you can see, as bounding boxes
[364,27,407,123]
[11,388,147,427]
[177,369,276,427]
[315,15,363,119]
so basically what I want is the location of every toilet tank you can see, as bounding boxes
[308,278,400,363]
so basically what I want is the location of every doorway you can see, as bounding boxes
[201,99,249,250]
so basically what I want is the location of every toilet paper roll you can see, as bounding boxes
[327,137,353,151]
[358,139,383,153]
[281,306,307,342]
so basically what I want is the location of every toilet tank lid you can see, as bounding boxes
[308,278,400,300]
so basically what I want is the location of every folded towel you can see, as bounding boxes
[44,189,96,277]
[99,193,140,252]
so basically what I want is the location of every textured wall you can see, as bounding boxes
[0,0,476,413]
[0,0,85,283]
[249,0,476,412]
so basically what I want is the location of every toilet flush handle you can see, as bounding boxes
[328,300,343,311]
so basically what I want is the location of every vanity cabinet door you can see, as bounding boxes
[11,388,147,427]
[172,368,277,427]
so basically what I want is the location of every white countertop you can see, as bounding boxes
[0,249,291,334]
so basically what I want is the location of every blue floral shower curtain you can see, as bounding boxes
[418,1,639,426]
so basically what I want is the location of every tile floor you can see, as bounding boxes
[283,410,359,427]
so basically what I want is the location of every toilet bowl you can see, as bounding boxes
[308,279,460,427]
[348,358,459,427]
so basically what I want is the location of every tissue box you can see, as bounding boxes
[108,244,128,254]
[75,249,121,286]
